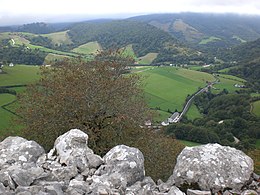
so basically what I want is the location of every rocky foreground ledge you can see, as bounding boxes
[0,129,259,195]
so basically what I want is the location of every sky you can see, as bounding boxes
[1,0,260,26]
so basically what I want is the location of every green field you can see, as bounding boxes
[43,31,72,45]
[0,65,40,132]
[44,53,71,64]
[138,53,158,64]
[186,103,202,120]
[0,65,40,86]
[232,35,246,43]
[199,36,222,44]
[251,93,260,97]
[252,101,260,117]
[72,41,102,55]
[213,74,246,93]
[0,93,17,132]
[179,140,201,147]
[256,139,260,149]
[217,74,246,82]
[140,67,215,121]
[121,44,137,59]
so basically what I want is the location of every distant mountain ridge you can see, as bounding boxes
[129,13,260,48]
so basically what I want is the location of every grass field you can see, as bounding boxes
[0,65,40,132]
[213,74,246,93]
[179,140,201,147]
[186,103,202,120]
[121,44,137,59]
[256,139,260,149]
[72,41,102,55]
[199,36,222,44]
[0,65,40,86]
[140,67,215,121]
[138,53,158,64]
[43,31,72,45]
[44,53,71,64]
[251,93,260,97]
[0,93,17,132]
[252,100,260,117]
[232,35,246,43]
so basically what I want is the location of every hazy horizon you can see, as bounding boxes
[1,0,260,26]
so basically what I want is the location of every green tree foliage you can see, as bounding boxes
[16,51,151,153]
[68,20,176,57]
[0,40,47,65]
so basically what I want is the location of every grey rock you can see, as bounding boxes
[10,169,35,186]
[65,179,89,195]
[241,190,258,195]
[51,164,78,181]
[168,186,185,195]
[86,153,103,169]
[171,144,254,192]
[0,171,16,189]
[15,186,43,194]
[0,136,45,168]
[102,144,145,186]
[187,189,211,195]
[47,129,100,172]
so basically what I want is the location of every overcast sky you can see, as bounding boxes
[1,0,260,26]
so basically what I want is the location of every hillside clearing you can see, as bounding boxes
[252,100,260,117]
[138,53,158,64]
[72,41,102,55]
[199,36,222,44]
[43,31,72,45]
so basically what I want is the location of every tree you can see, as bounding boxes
[17,50,150,153]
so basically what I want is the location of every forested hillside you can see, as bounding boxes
[68,20,175,57]
[130,13,260,50]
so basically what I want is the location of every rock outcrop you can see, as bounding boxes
[0,129,258,195]
[170,144,254,192]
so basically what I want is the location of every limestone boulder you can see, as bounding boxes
[0,136,45,168]
[171,144,254,192]
[47,129,103,172]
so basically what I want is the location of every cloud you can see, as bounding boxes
[0,0,260,25]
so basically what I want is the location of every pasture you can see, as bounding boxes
[0,65,40,86]
[199,36,222,44]
[0,65,40,132]
[43,31,72,45]
[213,74,246,93]
[72,41,102,55]
[138,53,158,64]
[139,67,215,121]
[252,100,260,117]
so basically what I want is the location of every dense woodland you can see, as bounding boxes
[0,40,47,65]
[166,91,260,151]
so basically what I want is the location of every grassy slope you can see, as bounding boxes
[44,53,71,64]
[138,53,158,64]
[252,100,260,117]
[0,94,16,131]
[186,103,202,120]
[199,36,222,44]
[0,65,39,86]
[0,65,40,132]
[213,74,245,93]
[72,41,101,54]
[179,140,201,147]
[140,67,214,120]
[42,31,72,45]
[0,32,77,57]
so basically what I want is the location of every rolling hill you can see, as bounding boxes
[129,13,260,50]
[0,20,205,65]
